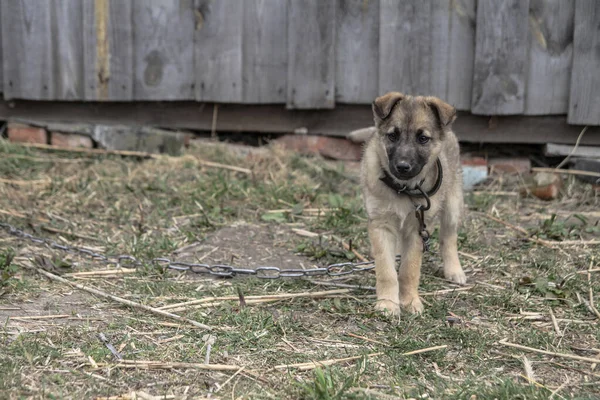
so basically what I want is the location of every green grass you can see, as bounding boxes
[0,138,599,399]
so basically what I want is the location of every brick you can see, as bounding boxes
[274,134,363,161]
[520,172,562,201]
[51,132,94,148]
[489,157,531,174]
[7,123,48,144]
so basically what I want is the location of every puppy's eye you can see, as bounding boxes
[387,131,399,142]
[417,131,430,144]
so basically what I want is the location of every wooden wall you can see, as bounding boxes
[0,0,598,125]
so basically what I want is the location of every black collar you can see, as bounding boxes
[379,158,443,198]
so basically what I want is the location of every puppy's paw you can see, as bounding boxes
[375,299,400,316]
[399,296,424,314]
[445,268,467,285]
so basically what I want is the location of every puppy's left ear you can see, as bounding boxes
[425,97,456,128]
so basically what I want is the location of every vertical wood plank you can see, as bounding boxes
[445,0,476,110]
[287,0,336,109]
[429,0,451,100]
[471,0,530,115]
[52,0,84,100]
[568,0,600,125]
[242,0,287,103]
[1,0,53,100]
[133,0,195,100]
[335,0,379,104]
[525,0,575,115]
[0,5,3,94]
[379,0,432,96]
[83,0,134,101]
[194,0,243,102]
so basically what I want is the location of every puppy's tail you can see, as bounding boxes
[347,127,377,143]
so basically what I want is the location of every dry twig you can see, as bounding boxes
[35,268,211,330]
[96,360,241,372]
[274,345,447,371]
[587,259,600,319]
[532,167,600,179]
[499,339,600,364]
[157,289,350,312]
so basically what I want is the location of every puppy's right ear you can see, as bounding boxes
[372,92,404,123]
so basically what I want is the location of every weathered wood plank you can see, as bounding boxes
[335,0,379,103]
[544,143,600,158]
[525,0,575,115]
[52,0,84,100]
[1,0,53,100]
[242,0,287,103]
[379,0,432,96]
[445,0,476,110]
[0,5,3,93]
[568,0,600,125]
[194,0,243,102]
[471,0,530,115]
[429,0,451,101]
[287,0,336,109]
[2,101,600,145]
[83,0,134,101]
[132,0,195,100]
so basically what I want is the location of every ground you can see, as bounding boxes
[0,138,599,400]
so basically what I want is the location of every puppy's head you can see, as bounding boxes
[372,92,456,181]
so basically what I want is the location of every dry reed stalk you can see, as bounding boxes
[157,289,350,311]
[35,268,211,330]
[499,339,600,364]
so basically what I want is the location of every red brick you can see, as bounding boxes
[461,156,487,167]
[489,157,531,174]
[7,123,47,144]
[50,132,94,148]
[274,134,363,161]
[520,172,562,201]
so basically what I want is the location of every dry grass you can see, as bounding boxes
[0,138,599,399]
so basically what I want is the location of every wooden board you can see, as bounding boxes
[544,143,600,158]
[379,0,432,96]
[2,100,600,145]
[132,0,195,100]
[525,0,575,115]
[429,0,451,101]
[1,0,53,100]
[0,5,3,93]
[242,0,287,103]
[52,0,84,100]
[471,0,530,115]
[445,0,477,110]
[568,0,600,125]
[287,0,336,109]
[194,0,243,102]
[83,0,134,101]
[335,0,379,103]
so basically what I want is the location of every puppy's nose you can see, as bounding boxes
[396,161,411,173]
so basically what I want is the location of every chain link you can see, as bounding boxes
[0,222,377,279]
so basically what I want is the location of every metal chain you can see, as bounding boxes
[0,222,377,279]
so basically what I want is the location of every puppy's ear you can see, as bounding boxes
[372,92,404,122]
[425,96,456,128]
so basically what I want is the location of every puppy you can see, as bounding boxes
[360,92,466,315]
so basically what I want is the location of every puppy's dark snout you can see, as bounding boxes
[395,161,411,173]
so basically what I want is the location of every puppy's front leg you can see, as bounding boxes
[440,186,466,285]
[398,229,424,314]
[368,221,400,315]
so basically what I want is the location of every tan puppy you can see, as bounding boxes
[361,92,466,315]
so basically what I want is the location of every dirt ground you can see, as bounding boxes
[0,139,599,399]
